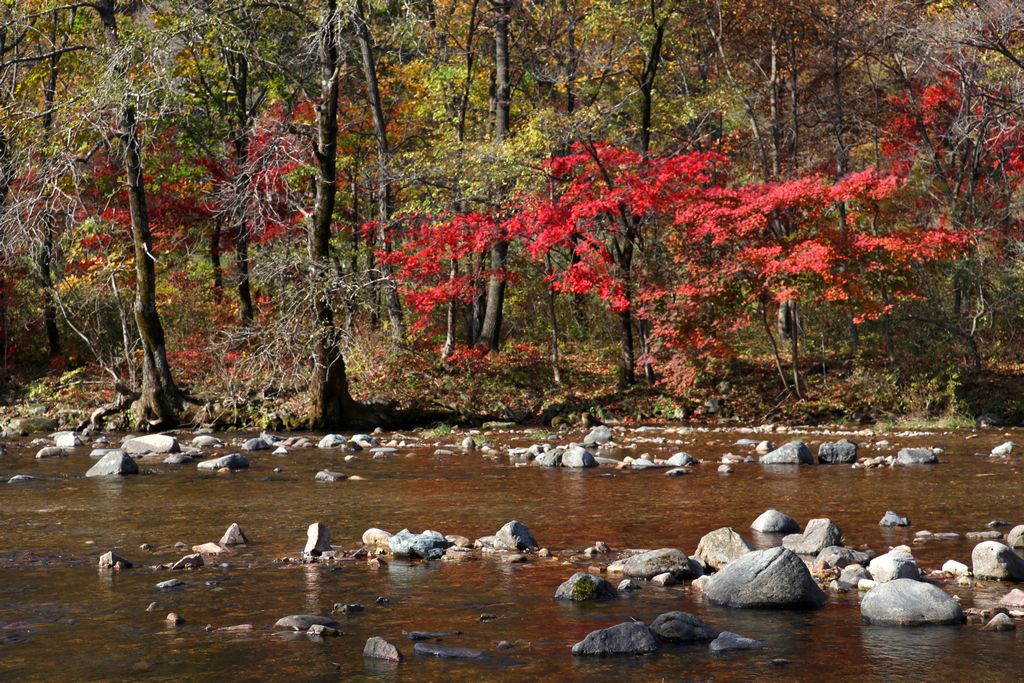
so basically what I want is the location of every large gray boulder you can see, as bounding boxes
[495,520,537,550]
[607,548,701,580]
[363,636,403,662]
[1007,525,1024,548]
[535,450,562,468]
[562,446,597,468]
[703,546,826,609]
[571,621,660,656]
[868,549,920,582]
[122,434,179,455]
[220,523,248,546]
[860,579,963,625]
[649,611,717,642]
[751,509,800,534]
[197,453,249,471]
[782,518,842,555]
[554,572,617,601]
[389,529,450,559]
[86,450,139,477]
[241,437,272,451]
[895,448,938,465]
[972,541,1024,580]
[818,439,858,464]
[695,527,752,571]
[759,440,813,465]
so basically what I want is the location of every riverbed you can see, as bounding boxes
[1,424,1023,680]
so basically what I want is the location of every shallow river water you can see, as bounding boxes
[2,424,1024,681]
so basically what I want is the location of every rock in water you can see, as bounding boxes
[1006,525,1024,548]
[782,518,842,555]
[317,434,347,449]
[561,446,597,468]
[816,546,871,569]
[708,631,765,652]
[998,589,1024,609]
[695,527,752,571]
[759,441,813,465]
[35,447,66,459]
[895,448,938,465]
[220,523,248,547]
[666,452,698,467]
[163,454,194,465]
[196,453,249,471]
[86,450,139,477]
[817,439,858,464]
[879,511,911,527]
[192,435,223,448]
[241,437,271,451]
[991,441,1014,456]
[122,434,180,455]
[984,613,1015,631]
[364,636,403,662]
[583,425,613,446]
[304,522,332,556]
[751,509,800,534]
[972,541,1024,580]
[54,432,83,449]
[274,614,339,631]
[388,529,449,559]
[860,579,963,626]
[314,470,348,482]
[362,528,392,548]
[554,573,617,601]
[703,546,826,609]
[649,611,717,642]
[868,549,920,582]
[571,621,661,656]
[98,551,132,569]
[495,520,537,550]
[170,553,204,570]
[413,643,485,660]
[607,548,701,580]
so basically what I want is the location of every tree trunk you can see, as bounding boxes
[97,0,182,428]
[353,0,404,344]
[545,253,561,384]
[309,0,359,430]
[227,52,255,325]
[210,218,223,303]
[478,0,511,352]
[36,215,60,357]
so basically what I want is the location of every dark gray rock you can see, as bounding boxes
[895,448,938,465]
[860,579,963,625]
[197,453,249,471]
[709,631,765,652]
[318,434,348,449]
[977,413,1004,428]
[607,548,701,580]
[304,522,332,555]
[665,468,689,477]
[192,435,224,448]
[571,621,661,656]
[86,450,139,477]
[751,509,800,534]
[554,573,617,601]
[818,439,858,464]
[984,613,1016,631]
[364,636,403,661]
[98,551,132,569]
[880,511,911,527]
[495,520,537,550]
[7,475,34,484]
[156,579,185,590]
[782,518,842,555]
[816,546,871,569]
[703,546,827,610]
[695,527,753,571]
[649,611,717,642]
[163,453,194,465]
[413,643,485,659]
[972,541,1024,580]
[170,553,204,570]
[389,529,450,559]
[241,437,272,451]
[759,441,813,465]
[274,614,339,631]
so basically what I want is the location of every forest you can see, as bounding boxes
[0,0,1022,430]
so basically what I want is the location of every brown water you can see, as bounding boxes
[2,425,1024,681]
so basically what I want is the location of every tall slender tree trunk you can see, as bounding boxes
[353,0,404,345]
[97,0,182,427]
[37,13,62,357]
[309,0,359,429]
[478,0,511,352]
[210,218,223,303]
[227,52,255,325]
